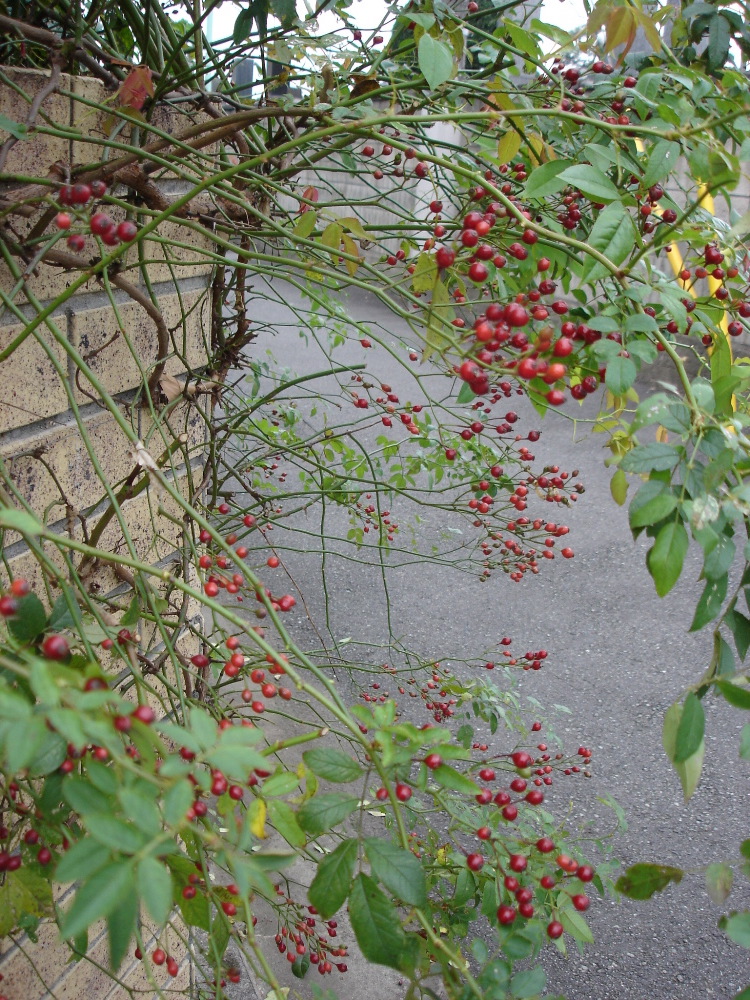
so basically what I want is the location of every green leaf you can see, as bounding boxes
[707,12,731,71]
[560,906,594,943]
[629,482,678,529]
[204,745,266,777]
[84,814,148,854]
[716,680,750,710]
[411,252,438,294]
[348,873,405,971]
[0,507,43,535]
[162,780,194,827]
[615,863,683,900]
[580,202,636,282]
[28,730,67,776]
[725,912,750,948]
[48,593,77,632]
[297,793,359,837]
[364,838,427,907]
[622,443,682,474]
[260,772,300,797]
[8,593,48,643]
[556,164,620,203]
[270,0,296,27]
[4,717,46,773]
[55,838,112,883]
[418,34,454,90]
[0,113,28,140]
[430,763,479,795]
[308,839,357,918]
[137,857,173,925]
[233,6,255,42]
[107,889,137,971]
[302,748,363,783]
[741,724,750,760]
[510,966,547,998]
[524,160,573,200]
[690,575,728,631]
[610,467,628,506]
[59,860,134,940]
[605,356,637,395]
[0,867,53,935]
[706,862,733,905]
[674,693,705,763]
[642,140,682,187]
[294,209,317,238]
[456,380,476,404]
[663,701,704,800]
[647,520,689,597]
[267,799,306,848]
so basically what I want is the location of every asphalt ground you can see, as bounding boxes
[223,278,750,1000]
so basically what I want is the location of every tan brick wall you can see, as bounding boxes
[0,67,215,1000]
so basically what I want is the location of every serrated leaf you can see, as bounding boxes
[690,575,728,631]
[557,164,619,203]
[308,839,357,918]
[365,838,427,907]
[349,873,405,970]
[302,748,363,783]
[706,862,733,905]
[606,356,637,395]
[647,520,688,597]
[430,763,479,795]
[59,860,134,940]
[615,863,683,900]
[510,965,547,998]
[55,838,112,883]
[621,442,681,473]
[107,890,137,971]
[418,34,454,90]
[580,202,636,283]
[297,793,359,837]
[643,140,682,188]
[560,906,594,943]
[524,160,573,200]
[137,856,173,925]
[28,730,67,776]
[629,481,678,529]
[0,867,53,935]
[267,799,306,848]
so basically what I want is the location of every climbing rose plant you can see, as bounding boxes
[0,0,750,998]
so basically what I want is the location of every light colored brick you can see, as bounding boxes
[2,405,139,528]
[0,67,72,176]
[0,318,71,432]
[70,289,209,404]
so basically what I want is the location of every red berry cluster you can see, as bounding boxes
[55,181,138,252]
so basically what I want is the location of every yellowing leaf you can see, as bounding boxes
[605,7,637,58]
[340,217,368,241]
[341,234,361,276]
[249,798,267,839]
[497,129,522,164]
